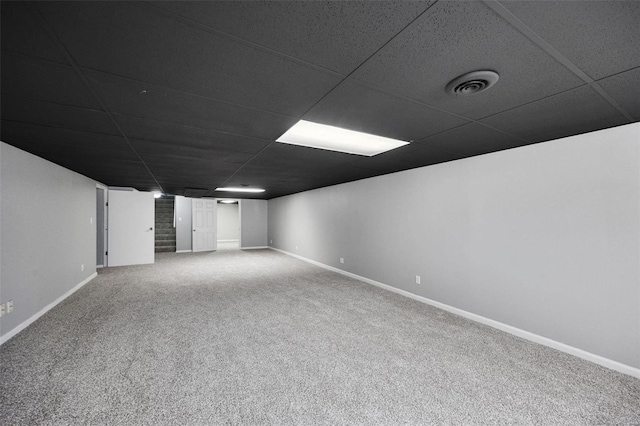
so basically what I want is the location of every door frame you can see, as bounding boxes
[96,183,109,268]
[216,198,242,248]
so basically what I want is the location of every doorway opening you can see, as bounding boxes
[217,199,240,250]
[155,195,176,253]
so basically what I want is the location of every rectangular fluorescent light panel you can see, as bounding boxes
[216,187,265,193]
[276,120,409,156]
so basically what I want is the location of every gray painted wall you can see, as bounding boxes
[217,203,240,241]
[175,195,192,251]
[268,123,640,369]
[0,142,97,339]
[241,199,268,248]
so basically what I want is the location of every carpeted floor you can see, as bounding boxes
[1,249,639,425]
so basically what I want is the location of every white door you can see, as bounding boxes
[108,190,155,266]
[192,198,217,252]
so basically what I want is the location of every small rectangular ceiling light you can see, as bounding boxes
[216,187,265,193]
[276,120,408,156]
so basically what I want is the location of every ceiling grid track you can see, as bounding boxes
[210,1,442,194]
[352,79,533,145]
[140,1,345,79]
[27,2,167,194]
[81,67,299,120]
[484,0,634,122]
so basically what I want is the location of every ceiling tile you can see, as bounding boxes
[349,143,460,173]
[1,54,101,109]
[130,138,255,167]
[36,1,342,117]
[244,143,360,175]
[502,1,640,80]
[306,166,381,189]
[351,0,583,120]
[598,67,640,121]
[1,96,119,136]
[0,121,134,155]
[115,115,269,155]
[0,121,154,187]
[150,1,434,75]
[304,81,468,141]
[481,86,629,143]
[86,71,298,141]
[0,1,68,64]
[416,123,528,157]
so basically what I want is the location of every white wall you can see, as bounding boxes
[217,203,240,240]
[268,123,640,371]
[0,142,97,342]
[241,199,268,248]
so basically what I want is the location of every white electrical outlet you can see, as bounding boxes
[0,304,5,317]
[81,264,85,272]
[296,245,298,250]
[340,258,344,264]
[270,240,273,244]
[416,275,421,284]
[7,301,13,313]
[90,217,93,224]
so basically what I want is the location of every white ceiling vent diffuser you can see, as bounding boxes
[445,70,499,96]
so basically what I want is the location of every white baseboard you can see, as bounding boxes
[0,272,98,346]
[175,250,192,253]
[218,239,239,242]
[241,246,268,250]
[270,247,640,379]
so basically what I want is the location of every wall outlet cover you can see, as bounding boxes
[416,275,421,284]
[7,301,13,313]
[0,304,5,317]
[340,258,344,264]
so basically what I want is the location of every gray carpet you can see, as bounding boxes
[1,249,639,425]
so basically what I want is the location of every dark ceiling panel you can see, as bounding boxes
[115,115,270,155]
[1,54,101,109]
[351,0,583,120]
[0,121,136,157]
[130,139,255,166]
[416,123,529,157]
[0,121,154,188]
[304,81,469,142]
[502,1,640,80]
[349,143,460,174]
[1,96,120,136]
[0,1,68,64]
[481,86,629,144]
[86,71,298,141]
[304,166,382,191]
[598,68,640,121]
[35,1,342,117]
[244,143,360,176]
[150,0,434,75]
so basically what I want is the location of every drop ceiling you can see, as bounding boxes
[1,1,638,199]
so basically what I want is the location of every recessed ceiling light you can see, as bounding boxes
[153,192,162,198]
[445,70,499,96]
[216,187,265,193]
[276,120,409,156]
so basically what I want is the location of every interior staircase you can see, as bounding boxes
[155,197,176,253]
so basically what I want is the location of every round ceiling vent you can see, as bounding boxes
[445,70,499,96]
